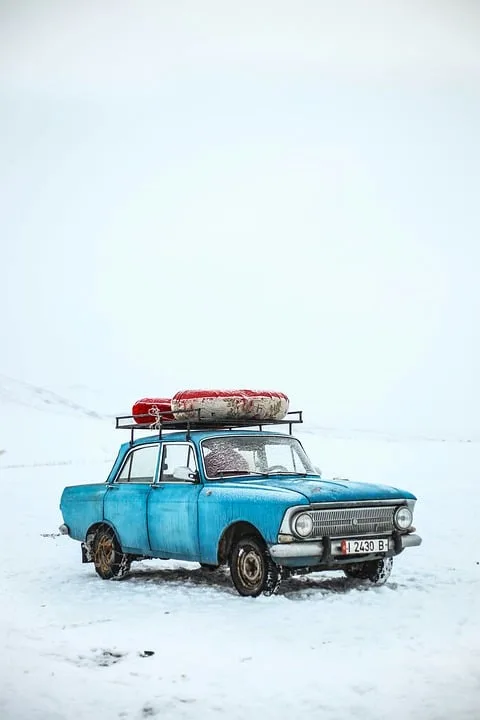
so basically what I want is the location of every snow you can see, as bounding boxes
[1,388,480,720]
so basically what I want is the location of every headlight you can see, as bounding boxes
[394,506,413,530]
[293,512,313,538]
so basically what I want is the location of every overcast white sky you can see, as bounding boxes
[1,1,479,437]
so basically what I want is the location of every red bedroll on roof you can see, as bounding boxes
[132,398,174,424]
[171,389,289,422]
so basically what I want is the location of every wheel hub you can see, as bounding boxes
[238,548,263,586]
[96,535,114,574]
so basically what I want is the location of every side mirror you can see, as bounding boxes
[172,466,197,482]
[314,466,322,477]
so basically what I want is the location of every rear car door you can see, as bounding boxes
[147,442,201,560]
[103,443,160,554]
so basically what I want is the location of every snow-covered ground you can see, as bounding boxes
[1,385,479,720]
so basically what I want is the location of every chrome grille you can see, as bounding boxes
[310,506,395,538]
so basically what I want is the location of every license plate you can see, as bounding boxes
[341,538,389,555]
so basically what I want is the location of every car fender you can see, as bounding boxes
[60,484,108,542]
[197,485,308,565]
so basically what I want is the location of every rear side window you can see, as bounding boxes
[116,445,160,483]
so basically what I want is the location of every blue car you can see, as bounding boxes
[59,412,422,597]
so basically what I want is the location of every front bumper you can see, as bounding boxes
[269,533,422,567]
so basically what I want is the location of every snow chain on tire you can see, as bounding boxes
[111,553,132,580]
[262,564,284,597]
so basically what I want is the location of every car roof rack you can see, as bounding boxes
[115,410,303,444]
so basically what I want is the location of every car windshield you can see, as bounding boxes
[201,435,317,479]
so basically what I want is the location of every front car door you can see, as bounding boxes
[103,442,160,554]
[147,441,201,560]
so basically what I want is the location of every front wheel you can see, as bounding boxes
[344,557,393,586]
[229,536,281,597]
[92,526,131,580]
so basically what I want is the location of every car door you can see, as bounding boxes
[103,442,160,554]
[147,441,201,560]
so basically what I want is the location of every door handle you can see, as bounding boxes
[151,485,164,490]
[107,485,119,490]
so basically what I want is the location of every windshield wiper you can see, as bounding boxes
[213,471,265,477]
[212,471,316,479]
[259,471,310,477]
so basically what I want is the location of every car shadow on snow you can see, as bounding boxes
[123,562,390,598]
[278,572,398,599]
[126,563,234,594]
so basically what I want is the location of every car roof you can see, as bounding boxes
[130,429,294,447]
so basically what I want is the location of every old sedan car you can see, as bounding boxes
[59,411,422,597]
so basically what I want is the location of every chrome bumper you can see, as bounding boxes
[399,533,422,548]
[269,533,422,562]
[270,542,325,560]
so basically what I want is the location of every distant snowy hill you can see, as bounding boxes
[1,373,477,471]
[0,374,119,467]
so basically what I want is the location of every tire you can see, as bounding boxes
[344,557,393,586]
[229,535,280,597]
[92,526,131,580]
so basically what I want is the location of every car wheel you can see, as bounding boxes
[229,536,280,597]
[92,526,131,580]
[344,557,393,586]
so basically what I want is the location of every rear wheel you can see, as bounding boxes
[229,536,280,597]
[92,526,131,580]
[344,557,393,586]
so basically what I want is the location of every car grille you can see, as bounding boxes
[310,506,395,538]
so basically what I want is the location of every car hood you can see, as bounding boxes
[218,475,415,503]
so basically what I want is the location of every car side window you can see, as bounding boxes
[116,444,160,483]
[160,443,197,482]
